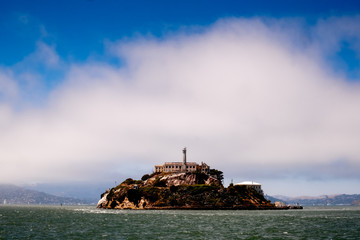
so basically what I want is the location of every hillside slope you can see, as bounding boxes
[0,184,91,205]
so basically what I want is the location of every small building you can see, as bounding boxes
[155,148,210,174]
[235,181,263,195]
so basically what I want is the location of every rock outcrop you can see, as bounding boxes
[97,171,277,210]
[144,172,219,186]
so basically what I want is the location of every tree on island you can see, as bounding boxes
[141,174,150,181]
[209,169,224,183]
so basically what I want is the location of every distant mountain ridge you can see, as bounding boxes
[265,195,284,204]
[273,194,360,206]
[0,184,92,205]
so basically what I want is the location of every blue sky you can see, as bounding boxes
[1,0,360,198]
[2,1,360,66]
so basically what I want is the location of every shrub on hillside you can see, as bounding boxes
[140,186,160,202]
[209,169,224,183]
[186,184,219,195]
[153,177,167,187]
[127,189,141,206]
[122,178,135,185]
[195,171,209,184]
[141,174,150,181]
[170,185,178,192]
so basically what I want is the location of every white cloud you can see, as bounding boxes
[0,70,18,102]
[0,17,360,194]
[19,41,60,68]
[312,15,360,54]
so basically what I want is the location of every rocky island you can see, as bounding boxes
[97,148,299,210]
[97,171,276,210]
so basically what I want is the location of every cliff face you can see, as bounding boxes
[97,172,275,210]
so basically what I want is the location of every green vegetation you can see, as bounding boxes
[141,174,150,181]
[209,169,224,183]
[113,184,126,191]
[139,186,160,202]
[183,184,219,195]
[121,178,142,185]
[169,185,178,192]
[127,189,141,206]
[194,171,209,184]
[152,177,167,187]
[122,178,134,185]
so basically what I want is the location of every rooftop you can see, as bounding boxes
[235,181,261,186]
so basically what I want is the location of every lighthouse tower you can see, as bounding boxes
[182,147,187,172]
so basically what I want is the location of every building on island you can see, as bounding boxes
[155,148,210,173]
[235,181,263,195]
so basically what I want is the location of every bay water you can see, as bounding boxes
[1,205,359,239]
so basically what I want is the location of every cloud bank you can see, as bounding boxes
[0,17,360,192]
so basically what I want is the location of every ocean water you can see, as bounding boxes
[1,205,359,239]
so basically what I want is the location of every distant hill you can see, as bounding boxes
[265,195,284,204]
[273,194,360,206]
[0,184,92,205]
